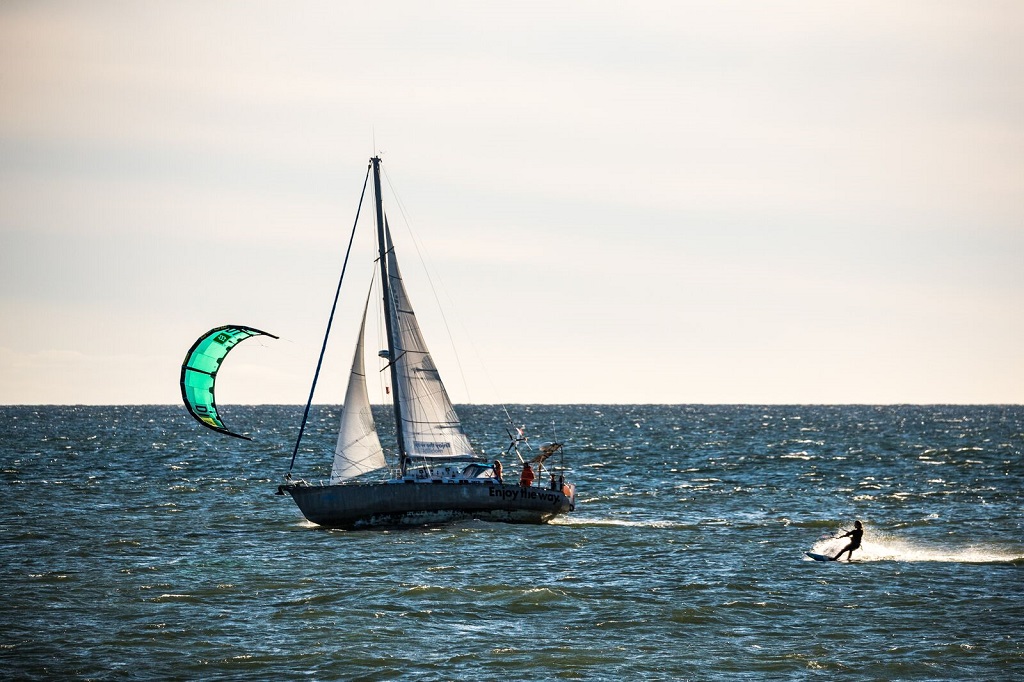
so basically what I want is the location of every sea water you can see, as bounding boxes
[1,404,1021,680]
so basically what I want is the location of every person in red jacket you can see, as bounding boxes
[519,462,535,488]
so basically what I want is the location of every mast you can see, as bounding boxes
[371,156,409,475]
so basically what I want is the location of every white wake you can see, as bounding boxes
[809,531,1022,563]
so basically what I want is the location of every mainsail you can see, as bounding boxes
[331,297,387,483]
[180,325,277,440]
[384,225,475,460]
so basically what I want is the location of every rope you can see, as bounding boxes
[286,163,371,476]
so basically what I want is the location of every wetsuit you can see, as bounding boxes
[833,525,863,561]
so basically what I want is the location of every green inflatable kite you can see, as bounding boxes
[180,325,278,440]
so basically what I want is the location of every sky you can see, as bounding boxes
[1,1,1022,405]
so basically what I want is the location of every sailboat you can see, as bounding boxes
[277,157,576,528]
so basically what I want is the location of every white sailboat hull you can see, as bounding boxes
[280,481,574,529]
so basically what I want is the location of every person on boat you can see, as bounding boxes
[519,462,534,488]
[549,473,557,490]
[493,459,503,484]
[832,520,864,561]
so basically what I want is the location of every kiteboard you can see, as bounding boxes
[805,551,834,562]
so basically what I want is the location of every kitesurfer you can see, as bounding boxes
[519,462,534,488]
[493,459,503,484]
[832,520,864,561]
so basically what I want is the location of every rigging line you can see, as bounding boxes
[378,168,540,451]
[286,163,372,476]
[380,165,474,404]
[379,168,523,432]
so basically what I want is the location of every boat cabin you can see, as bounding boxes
[398,461,496,484]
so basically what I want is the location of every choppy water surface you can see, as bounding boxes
[2,405,1021,680]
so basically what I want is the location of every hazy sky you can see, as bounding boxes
[2,1,1022,405]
